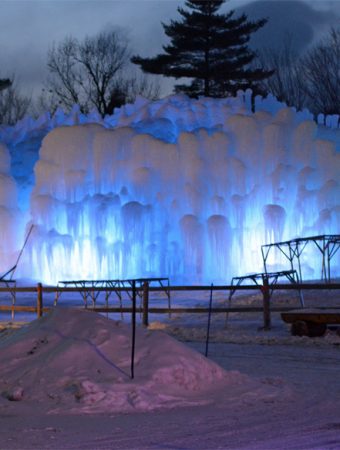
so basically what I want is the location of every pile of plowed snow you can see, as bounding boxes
[0,308,256,414]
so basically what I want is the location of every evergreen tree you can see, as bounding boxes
[0,79,11,92]
[132,0,272,98]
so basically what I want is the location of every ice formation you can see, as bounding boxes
[0,143,22,266]
[0,90,339,284]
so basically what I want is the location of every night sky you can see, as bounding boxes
[1,0,339,98]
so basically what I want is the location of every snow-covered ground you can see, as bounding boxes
[0,288,340,449]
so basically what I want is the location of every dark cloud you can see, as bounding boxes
[0,0,182,96]
[0,0,337,98]
[236,0,339,54]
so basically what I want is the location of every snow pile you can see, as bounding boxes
[0,308,256,414]
[0,91,339,283]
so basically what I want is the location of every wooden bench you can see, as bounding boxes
[281,309,340,337]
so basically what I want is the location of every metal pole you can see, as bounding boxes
[296,243,303,283]
[261,277,271,330]
[131,280,136,379]
[261,245,267,274]
[167,278,171,318]
[327,244,331,283]
[10,224,34,281]
[142,281,149,327]
[205,284,213,357]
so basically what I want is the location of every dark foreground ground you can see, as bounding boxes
[1,288,340,449]
[0,341,340,450]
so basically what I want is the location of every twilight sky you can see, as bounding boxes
[0,0,339,98]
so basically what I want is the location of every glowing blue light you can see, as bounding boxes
[1,93,339,284]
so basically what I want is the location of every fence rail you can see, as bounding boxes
[0,282,339,329]
[1,282,339,293]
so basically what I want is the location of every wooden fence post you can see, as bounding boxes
[142,281,149,327]
[261,277,271,330]
[37,283,43,318]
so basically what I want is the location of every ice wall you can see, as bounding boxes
[17,93,339,284]
[0,91,339,283]
[0,143,22,269]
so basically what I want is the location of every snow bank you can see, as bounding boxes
[0,308,251,414]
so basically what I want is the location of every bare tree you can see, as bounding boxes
[108,71,160,108]
[256,36,307,110]
[302,27,340,116]
[45,29,159,117]
[0,77,31,125]
[46,36,83,111]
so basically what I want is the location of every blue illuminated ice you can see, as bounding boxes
[0,143,22,265]
[1,90,339,284]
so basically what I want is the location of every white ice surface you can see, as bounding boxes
[0,92,339,284]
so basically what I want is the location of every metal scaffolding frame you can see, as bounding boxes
[228,269,304,306]
[123,278,171,308]
[0,265,17,317]
[261,235,340,283]
[55,279,123,308]
[54,277,171,311]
